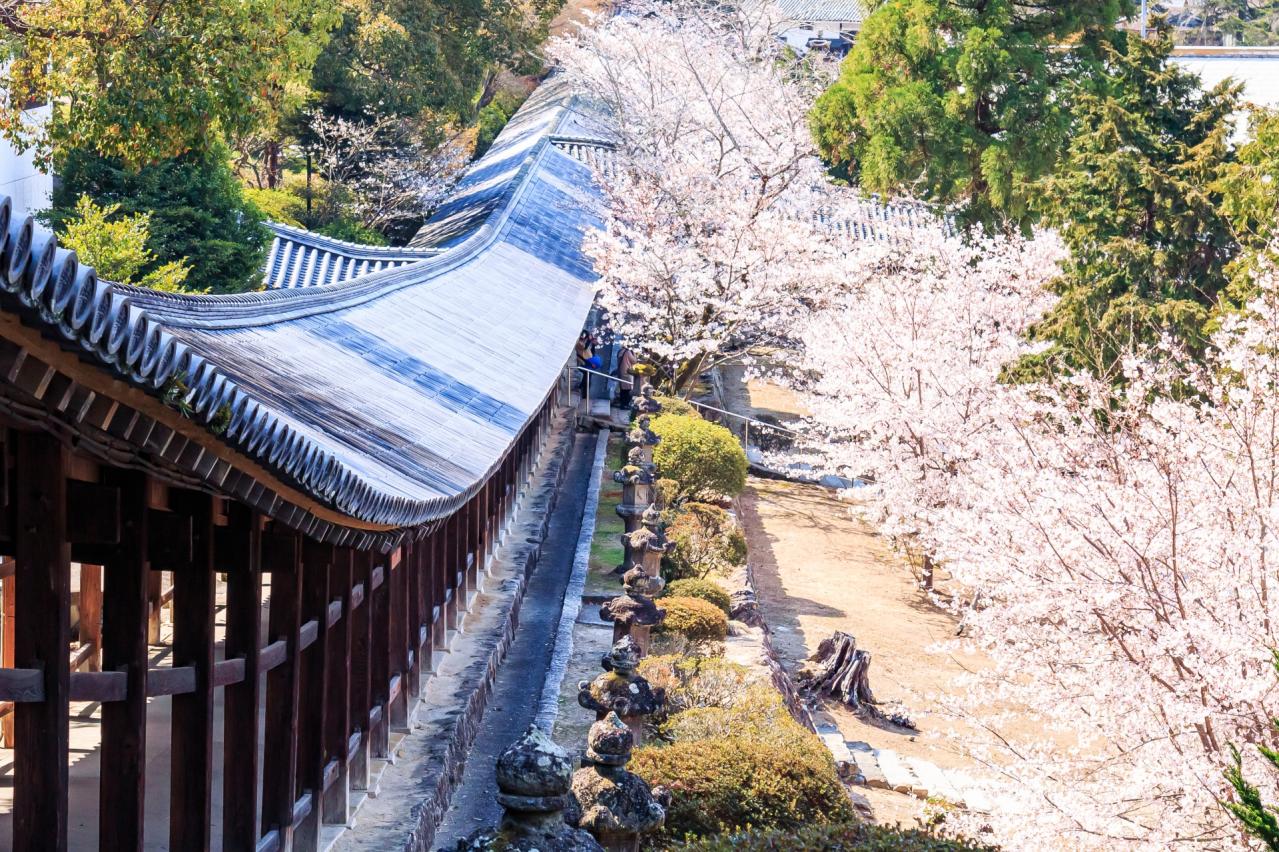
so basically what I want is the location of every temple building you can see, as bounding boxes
[0,77,609,850]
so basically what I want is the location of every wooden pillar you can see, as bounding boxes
[323,548,352,826]
[417,535,434,674]
[348,550,372,793]
[405,539,422,699]
[295,539,332,850]
[2,567,16,748]
[222,504,263,850]
[262,529,302,848]
[169,491,216,852]
[78,564,102,672]
[14,431,70,850]
[443,517,459,633]
[388,544,408,732]
[100,471,150,852]
[431,530,447,653]
[370,553,390,757]
[146,570,162,644]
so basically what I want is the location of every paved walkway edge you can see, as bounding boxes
[338,413,578,852]
[535,427,610,732]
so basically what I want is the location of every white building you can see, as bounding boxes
[772,0,867,56]
[0,103,52,215]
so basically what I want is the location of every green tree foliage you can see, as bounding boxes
[1018,29,1240,378]
[811,0,1132,231]
[60,197,193,292]
[1189,1,1279,46]
[1217,108,1279,300]
[310,0,562,123]
[664,503,748,581]
[49,144,269,294]
[1224,652,1279,850]
[0,0,341,168]
[651,415,748,501]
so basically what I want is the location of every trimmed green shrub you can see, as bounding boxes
[658,596,728,643]
[632,732,854,842]
[664,503,747,581]
[243,187,306,227]
[663,687,803,747]
[652,414,748,500]
[665,579,731,614]
[654,394,702,419]
[673,822,999,851]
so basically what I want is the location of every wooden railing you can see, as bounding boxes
[0,383,560,851]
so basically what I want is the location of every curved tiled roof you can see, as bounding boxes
[262,224,441,290]
[0,76,601,545]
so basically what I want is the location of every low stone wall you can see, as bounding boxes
[339,412,578,852]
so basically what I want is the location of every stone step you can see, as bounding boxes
[849,747,889,789]
[872,748,920,795]
[905,757,963,804]
[814,722,856,780]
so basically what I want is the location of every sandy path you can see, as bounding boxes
[741,478,993,824]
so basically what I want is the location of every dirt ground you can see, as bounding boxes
[741,478,996,826]
[549,0,611,38]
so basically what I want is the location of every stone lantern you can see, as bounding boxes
[452,725,603,851]
[626,415,660,468]
[630,382,663,419]
[599,566,664,653]
[577,635,665,743]
[569,713,666,852]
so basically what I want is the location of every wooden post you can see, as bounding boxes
[443,517,459,633]
[323,548,352,825]
[222,504,263,850]
[14,431,70,851]
[370,552,390,757]
[262,529,302,847]
[349,550,372,791]
[2,567,15,748]
[295,538,331,850]
[78,564,102,672]
[100,471,150,852]
[169,491,216,851]
[146,570,162,645]
[405,538,422,701]
[387,544,408,732]
[431,530,447,653]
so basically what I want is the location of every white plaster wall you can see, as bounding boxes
[0,104,52,215]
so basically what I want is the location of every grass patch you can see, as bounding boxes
[586,433,627,596]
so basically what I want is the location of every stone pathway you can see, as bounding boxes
[429,433,597,850]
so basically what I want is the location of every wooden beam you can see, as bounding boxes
[14,430,70,851]
[1,569,14,747]
[169,490,216,851]
[262,529,302,848]
[223,503,263,850]
[69,671,126,702]
[99,469,150,851]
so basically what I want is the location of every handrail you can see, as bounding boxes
[569,364,804,437]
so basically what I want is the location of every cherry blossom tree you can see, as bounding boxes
[795,227,1064,586]
[550,1,844,394]
[799,229,1279,847]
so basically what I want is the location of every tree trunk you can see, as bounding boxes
[265,140,282,190]
[797,631,874,707]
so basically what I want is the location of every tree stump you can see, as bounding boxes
[797,631,875,707]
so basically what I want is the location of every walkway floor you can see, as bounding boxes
[431,435,594,849]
